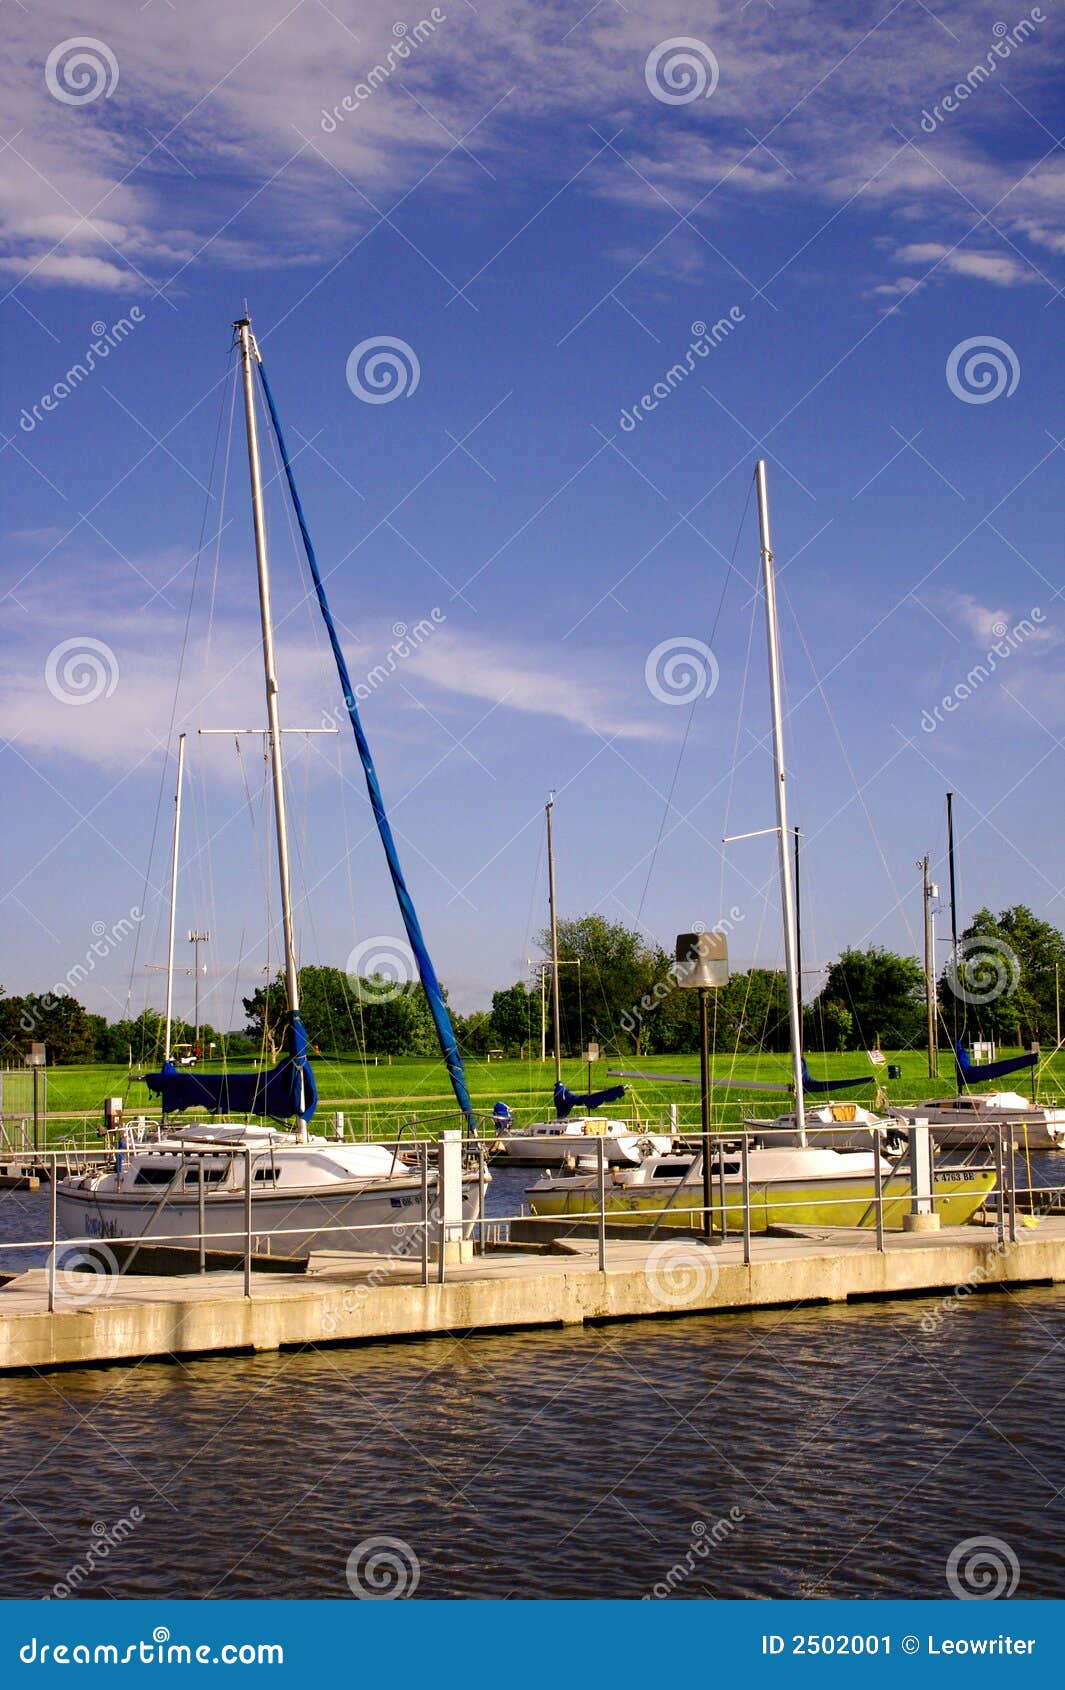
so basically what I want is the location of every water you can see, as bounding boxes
[2,1188,1064,1599]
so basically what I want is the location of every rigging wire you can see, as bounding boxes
[124,359,234,1063]
[636,474,755,929]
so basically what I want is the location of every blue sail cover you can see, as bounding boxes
[954,1041,1037,1087]
[255,357,476,1133]
[146,1015,318,1121]
[554,1081,626,1120]
[801,1058,872,1095]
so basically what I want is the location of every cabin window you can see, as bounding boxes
[184,1167,226,1184]
[134,1166,180,1186]
[652,1164,691,1179]
[253,1166,280,1182]
[713,1161,740,1174]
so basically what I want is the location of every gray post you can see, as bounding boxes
[48,1152,57,1314]
[596,1134,607,1273]
[741,1133,751,1266]
[994,1127,1006,1247]
[873,1140,885,1253]
[420,1147,429,1287]
[198,1158,206,1275]
[243,1148,252,1298]
[477,1143,487,1257]
[1006,1131,1017,1245]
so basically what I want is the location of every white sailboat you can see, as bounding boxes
[528,463,995,1232]
[57,315,483,1259]
[489,794,672,1168]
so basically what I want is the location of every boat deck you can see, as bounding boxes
[2,1215,1064,1374]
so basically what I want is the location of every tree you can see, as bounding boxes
[815,947,924,1050]
[489,982,536,1055]
[939,905,1065,1047]
[539,915,659,1055]
[243,964,439,1057]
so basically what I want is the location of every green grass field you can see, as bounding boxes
[15,1046,1065,1145]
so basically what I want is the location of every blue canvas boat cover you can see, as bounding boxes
[554,1080,626,1120]
[954,1041,1036,1087]
[146,1015,318,1121]
[800,1058,872,1094]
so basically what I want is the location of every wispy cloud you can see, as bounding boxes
[3,1,1063,299]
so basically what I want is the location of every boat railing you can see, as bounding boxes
[0,1126,1049,1312]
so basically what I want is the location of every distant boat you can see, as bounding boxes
[58,314,483,1258]
[892,1092,1065,1153]
[489,795,664,1167]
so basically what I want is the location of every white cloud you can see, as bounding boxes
[2,1,1063,300]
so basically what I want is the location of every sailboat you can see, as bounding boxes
[528,463,995,1232]
[57,315,484,1259]
[489,796,672,1167]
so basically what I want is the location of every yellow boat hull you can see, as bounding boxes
[528,1168,998,1232]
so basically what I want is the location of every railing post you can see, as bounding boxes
[994,1126,1006,1246]
[420,1146,429,1287]
[48,1151,57,1313]
[1007,1131,1018,1245]
[873,1137,885,1253]
[741,1132,751,1266]
[477,1142,487,1257]
[437,1149,446,1286]
[597,1134,607,1273]
[198,1157,206,1275]
[243,1148,252,1298]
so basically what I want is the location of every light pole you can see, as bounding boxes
[188,930,210,1046]
[676,931,729,1240]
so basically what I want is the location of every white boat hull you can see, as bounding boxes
[57,1175,482,1259]
[491,1131,672,1167]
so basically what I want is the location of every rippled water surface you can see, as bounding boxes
[1,1169,1063,1601]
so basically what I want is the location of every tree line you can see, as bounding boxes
[2,903,1061,1068]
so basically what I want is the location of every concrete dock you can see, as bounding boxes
[2,1217,1064,1374]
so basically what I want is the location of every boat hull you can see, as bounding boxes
[491,1131,671,1167]
[57,1176,482,1259]
[528,1168,997,1232]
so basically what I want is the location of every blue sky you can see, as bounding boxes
[2,0,1064,1031]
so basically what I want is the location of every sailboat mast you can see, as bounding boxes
[754,461,806,1139]
[546,793,563,1087]
[163,732,186,1065]
[235,318,302,1068]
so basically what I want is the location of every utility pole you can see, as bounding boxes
[545,794,562,1086]
[919,856,938,1079]
[188,929,210,1046]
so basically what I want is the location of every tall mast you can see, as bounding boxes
[946,791,959,1045]
[234,316,303,1124]
[546,793,562,1086]
[163,732,186,1065]
[755,461,806,1140]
